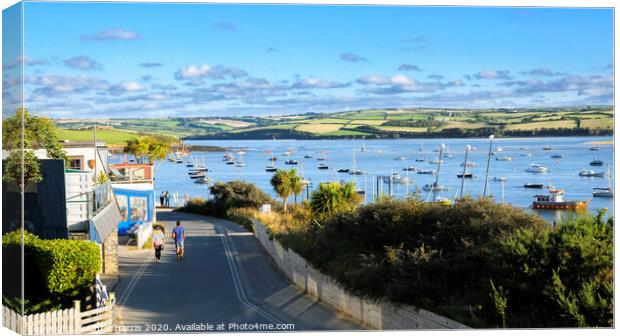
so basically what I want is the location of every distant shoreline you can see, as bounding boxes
[184,129,614,141]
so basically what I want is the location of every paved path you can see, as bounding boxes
[114,210,362,332]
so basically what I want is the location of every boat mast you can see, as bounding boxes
[432,143,446,201]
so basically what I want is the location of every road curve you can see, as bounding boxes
[114,210,362,332]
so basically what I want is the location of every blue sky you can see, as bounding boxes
[2,2,614,118]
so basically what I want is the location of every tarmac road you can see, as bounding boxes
[114,210,362,333]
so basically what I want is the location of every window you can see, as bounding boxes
[68,157,83,170]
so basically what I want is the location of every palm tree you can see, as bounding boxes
[271,169,291,211]
[310,182,360,215]
[288,169,303,204]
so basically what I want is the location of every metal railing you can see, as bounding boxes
[66,181,113,220]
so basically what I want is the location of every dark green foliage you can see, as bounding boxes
[2,230,101,314]
[178,181,272,229]
[207,180,273,216]
[495,211,613,327]
[270,197,612,328]
[3,149,43,184]
[2,108,68,163]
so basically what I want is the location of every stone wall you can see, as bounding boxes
[251,219,469,330]
[102,228,118,275]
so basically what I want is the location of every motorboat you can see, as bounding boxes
[317,157,327,161]
[402,166,418,171]
[590,147,600,151]
[428,159,444,164]
[592,188,614,197]
[194,176,211,184]
[304,155,312,159]
[186,163,194,167]
[532,187,589,210]
[542,146,552,151]
[520,153,533,157]
[337,168,350,173]
[175,159,183,164]
[460,161,477,168]
[590,159,604,166]
[394,156,407,161]
[550,154,563,159]
[417,170,436,175]
[189,173,206,179]
[265,166,277,172]
[525,163,548,173]
[415,158,427,162]
[285,160,298,165]
[523,183,544,189]
[579,169,605,177]
[226,161,235,165]
[318,163,329,170]
[432,197,452,206]
[495,156,514,161]
[423,183,449,192]
[235,162,246,167]
[493,176,508,182]
[349,169,365,175]
[283,151,292,156]
[592,165,613,197]
[457,173,474,178]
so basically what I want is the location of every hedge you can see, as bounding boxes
[2,230,101,296]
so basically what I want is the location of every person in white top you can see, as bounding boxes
[152,226,165,262]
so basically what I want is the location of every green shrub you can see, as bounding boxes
[2,230,101,311]
[261,196,612,328]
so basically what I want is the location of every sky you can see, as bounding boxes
[2,2,614,118]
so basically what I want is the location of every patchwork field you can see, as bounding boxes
[56,106,613,140]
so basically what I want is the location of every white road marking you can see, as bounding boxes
[219,228,282,324]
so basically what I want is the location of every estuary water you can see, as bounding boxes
[113,136,615,223]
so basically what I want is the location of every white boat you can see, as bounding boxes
[235,162,247,167]
[423,183,449,191]
[579,169,604,177]
[495,156,514,161]
[460,161,477,167]
[415,158,426,162]
[592,165,613,197]
[525,163,548,173]
[520,152,533,157]
[394,156,407,161]
[402,166,418,171]
[428,159,444,164]
[493,176,508,182]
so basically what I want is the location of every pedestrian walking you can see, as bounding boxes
[172,220,186,261]
[152,225,165,262]
[159,191,165,207]
[164,191,171,207]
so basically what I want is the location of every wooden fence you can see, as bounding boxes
[2,294,115,335]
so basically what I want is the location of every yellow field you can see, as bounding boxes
[442,122,487,129]
[375,126,427,133]
[506,120,576,130]
[296,123,343,134]
[306,118,350,124]
[198,118,253,128]
[581,118,613,129]
[349,119,386,125]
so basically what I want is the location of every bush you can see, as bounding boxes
[179,181,273,221]
[259,197,612,328]
[2,230,101,313]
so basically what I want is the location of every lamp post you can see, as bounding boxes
[432,143,446,201]
[482,135,495,197]
[459,145,471,198]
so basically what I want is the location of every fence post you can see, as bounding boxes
[73,300,81,333]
